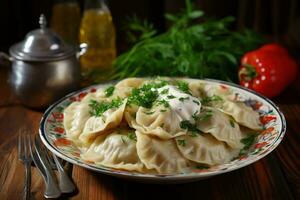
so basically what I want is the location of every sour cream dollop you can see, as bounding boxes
[157,85,201,122]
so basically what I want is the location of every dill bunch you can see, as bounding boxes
[111,0,264,82]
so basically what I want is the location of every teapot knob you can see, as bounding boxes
[39,14,47,29]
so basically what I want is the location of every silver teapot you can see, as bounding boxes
[0,14,86,108]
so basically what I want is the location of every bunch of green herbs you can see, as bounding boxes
[112,0,264,82]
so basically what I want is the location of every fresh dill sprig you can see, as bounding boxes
[89,98,123,117]
[104,86,115,97]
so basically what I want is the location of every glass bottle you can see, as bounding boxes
[79,0,116,82]
[50,0,81,45]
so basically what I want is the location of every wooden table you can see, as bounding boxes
[0,66,299,200]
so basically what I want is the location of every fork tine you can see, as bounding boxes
[28,134,33,156]
[26,134,31,160]
[18,133,22,160]
[23,134,28,159]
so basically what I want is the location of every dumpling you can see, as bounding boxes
[136,131,190,174]
[217,100,262,130]
[79,99,127,144]
[115,78,145,98]
[188,80,234,100]
[81,128,144,172]
[188,81,262,130]
[132,85,201,139]
[196,107,244,149]
[124,104,139,128]
[132,104,187,139]
[63,101,90,140]
[81,88,106,102]
[176,133,238,165]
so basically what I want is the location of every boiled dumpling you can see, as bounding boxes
[124,104,139,128]
[133,85,201,139]
[188,80,234,100]
[176,133,238,165]
[79,99,127,144]
[132,104,187,139]
[81,128,144,172]
[196,107,244,149]
[136,131,190,174]
[115,78,145,98]
[217,100,262,130]
[64,101,90,140]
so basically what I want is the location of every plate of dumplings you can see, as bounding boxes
[39,77,286,183]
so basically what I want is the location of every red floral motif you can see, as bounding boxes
[69,92,89,102]
[69,96,77,102]
[54,127,65,134]
[239,155,248,160]
[52,112,64,121]
[255,142,268,149]
[54,138,72,147]
[78,92,87,101]
[47,118,55,123]
[261,127,275,135]
[220,85,228,90]
[254,102,263,110]
[260,115,276,125]
[72,152,80,157]
[90,88,97,93]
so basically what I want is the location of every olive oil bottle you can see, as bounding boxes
[50,0,81,44]
[79,0,116,82]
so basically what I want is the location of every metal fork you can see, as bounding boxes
[18,132,32,200]
[35,136,75,193]
[31,136,61,198]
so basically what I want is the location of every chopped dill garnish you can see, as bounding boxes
[157,99,170,108]
[239,133,259,155]
[198,110,213,121]
[167,95,176,99]
[201,95,223,106]
[143,110,155,115]
[89,98,123,117]
[179,96,190,102]
[177,81,191,94]
[188,131,199,137]
[180,120,199,132]
[160,88,169,94]
[127,132,137,141]
[193,100,200,105]
[128,81,166,108]
[196,165,209,169]
[229,119,235,128]
[177,139,186,147]
[104,86,115,97]
[160,109,167,112]
[192,110,199,121]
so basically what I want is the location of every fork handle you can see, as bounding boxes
[23,163,31,200]
[53,154,75,193]
[44,174,61,198]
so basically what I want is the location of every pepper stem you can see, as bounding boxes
[239,64,258,81]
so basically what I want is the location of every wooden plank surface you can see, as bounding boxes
[0,67,299,200]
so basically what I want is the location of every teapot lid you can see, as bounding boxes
[9,14,76,61]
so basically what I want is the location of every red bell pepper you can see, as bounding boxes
[238,43,298,98]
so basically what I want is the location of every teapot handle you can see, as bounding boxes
[0,52,14,62]
[76,43,88,59]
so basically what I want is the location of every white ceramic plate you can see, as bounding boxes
[39,79,286,183]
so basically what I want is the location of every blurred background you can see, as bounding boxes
[1,0,300,56]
